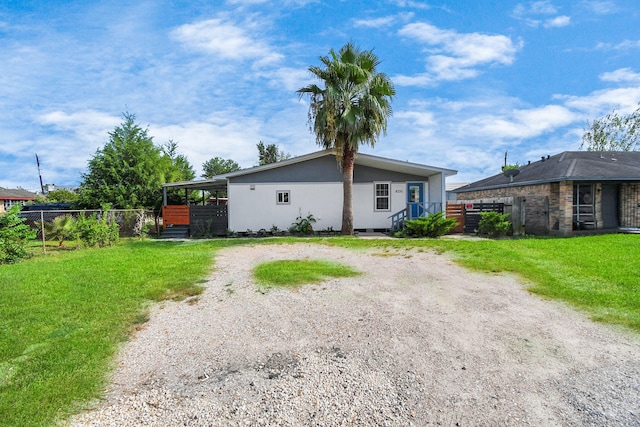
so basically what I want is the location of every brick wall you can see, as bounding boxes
[456,180,640,235]
[456,183,556,235]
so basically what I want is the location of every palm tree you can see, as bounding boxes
[38,215,76,247]
[297,42,395,235]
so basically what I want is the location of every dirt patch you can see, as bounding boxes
[69,243,640,426]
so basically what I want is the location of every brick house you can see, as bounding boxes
[454,151,640,236]
[0,187,37,214]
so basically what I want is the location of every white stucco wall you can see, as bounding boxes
[227,180,429,231]
[228,182,343,232]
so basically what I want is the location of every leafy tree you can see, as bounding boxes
[202,157,241,178]
[45,189,78,203]
[0,205,36,263]
[581,105,640,151]
[77,113,195,209]
[257,141,290,165]
[297,42,395,235]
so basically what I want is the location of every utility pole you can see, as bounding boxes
[35,153,45,194]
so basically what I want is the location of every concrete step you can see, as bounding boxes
[160,225,190,239]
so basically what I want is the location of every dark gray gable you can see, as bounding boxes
[229,154,429,184]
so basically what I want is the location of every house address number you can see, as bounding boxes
[395,189,403,193]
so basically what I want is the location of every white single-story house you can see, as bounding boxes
[162,150,457,235]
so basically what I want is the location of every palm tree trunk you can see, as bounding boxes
[341,148,356,235]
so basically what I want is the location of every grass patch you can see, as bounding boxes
[254,259,360,291]
[0,238,245,427]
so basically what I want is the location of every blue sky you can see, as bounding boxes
[2,0,639,192]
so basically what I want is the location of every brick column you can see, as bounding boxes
[558,181,573,235]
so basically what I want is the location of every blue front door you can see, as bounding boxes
[407,183,424,218]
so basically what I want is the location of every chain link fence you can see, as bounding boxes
[20,209,160,242]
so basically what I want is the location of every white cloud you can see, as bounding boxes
[599,68,640,84]
[259,67,313,92]
[544,15,570,28]
[38,110,120,147]
[353,13,413,28]
[391,0,433,9]
[581,0,617,15]
[171,18,283,65]
[512,1,570,28]
[595,39,640,51]
[392,72,435,87]
[559,87,640,117]
[353,16,397,28]
[398,22,521,83]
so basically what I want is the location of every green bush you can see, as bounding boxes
[75,207,120,247]
[0,205,36,263]
[289,212,316,235]
[477,211,512,238]
[37,215,76,246]
[397,212,458,238]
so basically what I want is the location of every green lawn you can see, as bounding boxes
[0,239,245,427]
[0,234,638,426]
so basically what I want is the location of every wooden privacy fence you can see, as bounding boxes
[190,205,228,237]
[162,205,189,229]
[462,202,505,234]
[445,203,465,233]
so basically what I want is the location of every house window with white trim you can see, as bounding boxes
[276,190,290,205]
[374,182,390,211]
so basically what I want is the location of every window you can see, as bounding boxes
[276,190,290,205]
[374,183,390,211]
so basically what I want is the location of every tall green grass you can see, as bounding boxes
[0,239,243,427]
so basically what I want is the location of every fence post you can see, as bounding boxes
[40,210,46,255]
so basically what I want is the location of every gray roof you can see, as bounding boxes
[455,151,640,193]
[0,187,37,200]
[164,150,457,192]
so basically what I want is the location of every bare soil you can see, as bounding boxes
[69,243,640,426]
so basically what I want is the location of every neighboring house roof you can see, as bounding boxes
[446,182,470,192]
[164,150,458,192]
[0,187,37,200]
[455,151,640,193]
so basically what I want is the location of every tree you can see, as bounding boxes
[257,141,290,165]
[45,189,78,203]
[297,42,395,235]
[77,113,195,209]
[0,205,36,264]
[202,157,241,178]
[581,105,640,151]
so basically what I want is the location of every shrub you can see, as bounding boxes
[289,212,316,236]
[37,215,76,246]
[0,205,37,263]
[477,211,512,238]
[75,206,120,247]
[398,212,458,238]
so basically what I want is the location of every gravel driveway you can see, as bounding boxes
[69,243,640,426]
